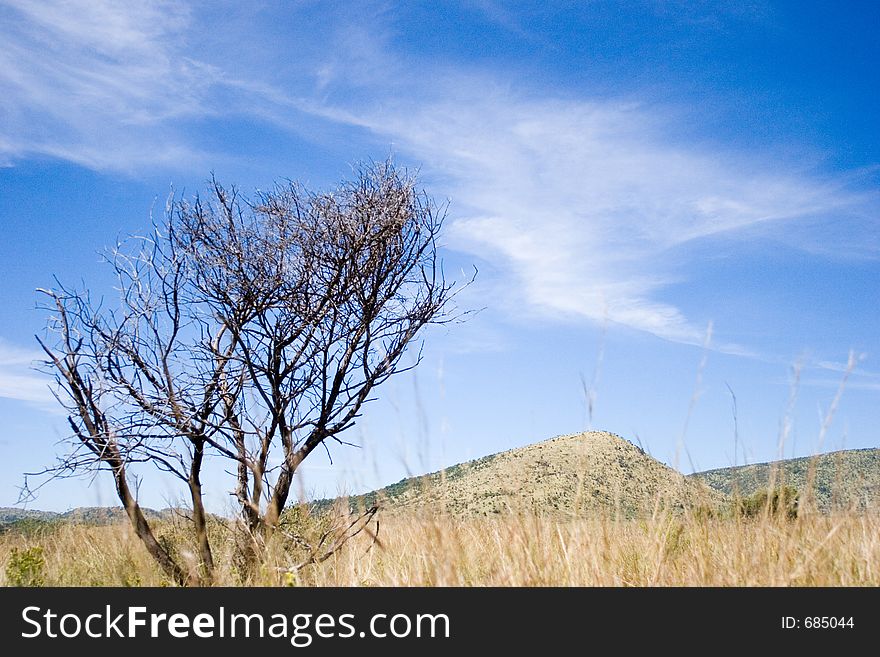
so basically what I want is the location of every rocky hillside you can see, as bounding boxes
[340,431,724,517]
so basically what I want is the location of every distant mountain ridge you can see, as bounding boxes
[0,506,173,529]
[691,448,880,512]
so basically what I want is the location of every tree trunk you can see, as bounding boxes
[263,450,305,529]
[114,462,187,586]
[189,440,214,584]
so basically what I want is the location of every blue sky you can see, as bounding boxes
[0,1,877,512]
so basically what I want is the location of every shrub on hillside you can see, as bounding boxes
[738,486,799,520]
[5,546,46,586]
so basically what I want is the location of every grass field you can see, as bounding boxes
[3,507,878,586]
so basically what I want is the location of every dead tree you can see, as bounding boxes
[31,161,464,584]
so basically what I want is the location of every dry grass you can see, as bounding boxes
[3,508,878,586]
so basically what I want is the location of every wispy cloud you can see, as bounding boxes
[326,82,874,346]
[772,375,880,393]
[2,2,876,351]
[0,0,220,170]
[809,380,880,392]
[0,339,54,405]
[769,350,879,391]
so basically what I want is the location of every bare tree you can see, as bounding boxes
[30,161,465,585]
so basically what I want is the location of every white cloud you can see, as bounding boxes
[2,2,876,349]
[0,0,218,170]
[774,376,880,393]
[0,340,40,367]
[327,85,873,346]
[0,1,401,171]
[0,339,54,405]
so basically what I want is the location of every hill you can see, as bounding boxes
[0,508,59,524]
[338,431,724,517]
[9,441,877,526]
[0,506,174,532]
[691,448,880,512]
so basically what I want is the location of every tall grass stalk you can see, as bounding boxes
[3,509,877,586]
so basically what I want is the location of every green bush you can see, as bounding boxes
[5,546,46,586]
[738,486,799,520]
